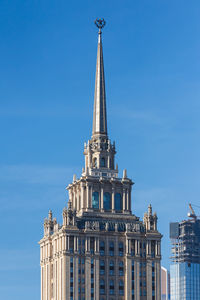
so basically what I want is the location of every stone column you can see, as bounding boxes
[106,236,109,299]
[146,259,152,300]
[74,256,79,300]
[115,236,118,300]
[69,189,72,203]
[135,260,140,300]
[73,187,77,210]
[128,189,131,211]
[158,241,161,256]
[128,239,131,255]
[66,256,70,300]
[81,183,85,210]
[74,236,77,252]
[94,257,99,300]
[125,256,132,300]
[62,255,67,300]
[47,262,51,300]
[112,186,115,211]
[123,188,126,211]
[90,185,93,208]
[77,187,79,211]
[86,184,90,209]
[135,240,140,256]
[101,186,104,211]
[88,148,91,169]
[58,257,63,299]
[107,155,110,168]
[125,189,128,211]
[87,237,90,253]
[66,236,69,251]
[85,256,91,300]
[95,237,99,253]
[156,261,161,300]
[155,241,158,256]
[41,266,44,300]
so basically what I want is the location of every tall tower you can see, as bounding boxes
[170,209,200,300]
[39,19,162,300]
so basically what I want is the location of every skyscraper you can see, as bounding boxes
[170,210,200,300]
[161,266,170,300]
[39,19,162,300]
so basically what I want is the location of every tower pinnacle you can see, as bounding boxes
[92,18,107,138]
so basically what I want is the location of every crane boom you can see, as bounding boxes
[188,203,197,219]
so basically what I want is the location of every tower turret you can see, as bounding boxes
[67,18,133,215]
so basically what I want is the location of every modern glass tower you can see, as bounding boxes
[170,216,200,300]
[39,19,162,300]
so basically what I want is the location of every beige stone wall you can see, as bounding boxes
[40,226,161,300]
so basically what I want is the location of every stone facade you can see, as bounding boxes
[39,21,162,300]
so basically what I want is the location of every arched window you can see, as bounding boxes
[92,191,99,209]
[119,261,124,276]
[115,193,122,211]
[109,260,114,275]
[100,241,105,256]
[109,241,114,256]
[100,157,106,167]
[100,279,105,294]
[100,260,105,275]
[103,192,111,210]
[109,280,115,295]
[119,242,124,256]
[119,280,124,295]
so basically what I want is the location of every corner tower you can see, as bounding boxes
[39,19,162,300]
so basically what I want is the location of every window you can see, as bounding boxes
[92,192,99,209]
[90,238,94,254]
[100,279,105,294]
[104,192,111,210]
[81,239,85,254]
[100,241,105,256]
[131,240,135,256]
[151,241,155,258]
[100,260,105,275]
[115,193,122,211]
[109,241,114,256]
[69,236,74,253]
[93,157,97,168]
[109,280,114,295]
[119,280,124,295]
[109,260,115,275]
[119,242,124,256]
[100,157,106,167]
[119,261,124,276]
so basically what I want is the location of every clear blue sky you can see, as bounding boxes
[0,1,200,299]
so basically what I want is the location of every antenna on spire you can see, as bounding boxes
[94,18,106,33]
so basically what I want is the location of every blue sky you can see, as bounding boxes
[0,1,200,299]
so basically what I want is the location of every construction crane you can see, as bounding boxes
[188,203,197,220]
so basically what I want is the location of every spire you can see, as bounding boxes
[92,18,107,138]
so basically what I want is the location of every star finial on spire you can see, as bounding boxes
[94,18,106,33]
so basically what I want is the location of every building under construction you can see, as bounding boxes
[170,205,200,300]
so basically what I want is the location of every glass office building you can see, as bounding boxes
[170,218,200,300]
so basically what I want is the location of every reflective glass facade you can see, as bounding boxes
[170,262,200,300]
